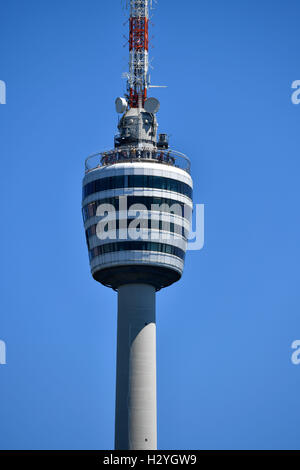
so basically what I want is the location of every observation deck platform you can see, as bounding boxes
[85,147,191,174]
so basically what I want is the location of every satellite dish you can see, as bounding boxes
[144,97,160,113]
[115,97,127,114]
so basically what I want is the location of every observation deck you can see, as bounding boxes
[85,147,191,175]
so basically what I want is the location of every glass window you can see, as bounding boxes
[83,175,192,200]
[83,195,192,222]
[89,241,185,261]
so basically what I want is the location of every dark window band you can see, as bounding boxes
[82,196,192,222]
[89,241,185,262]
[83,174,192,200]
[86,218,187,240]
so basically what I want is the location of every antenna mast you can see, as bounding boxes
[127,0,151,108]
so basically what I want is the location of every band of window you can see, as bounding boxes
[86,218,187,240]
[89,241,185,262]
[82,196,192,222]
[83,174,192,200]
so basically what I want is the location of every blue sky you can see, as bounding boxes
[0,0,300,450]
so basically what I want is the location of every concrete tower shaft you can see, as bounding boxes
[115,284,156,450]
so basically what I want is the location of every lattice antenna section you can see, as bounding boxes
[127,0,151,108]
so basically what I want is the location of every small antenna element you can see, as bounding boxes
[115,97,128,113]
[144,97,160,113]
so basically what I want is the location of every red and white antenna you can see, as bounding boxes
[119,1,165,113]
[126,0,153,108]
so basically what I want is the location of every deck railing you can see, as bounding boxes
[85,147,191,174]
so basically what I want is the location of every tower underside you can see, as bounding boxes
[93,264,180,291]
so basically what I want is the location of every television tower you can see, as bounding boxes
[82,0,193,450]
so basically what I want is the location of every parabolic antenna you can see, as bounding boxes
[144,97,160,114]
[115,97,127,114]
